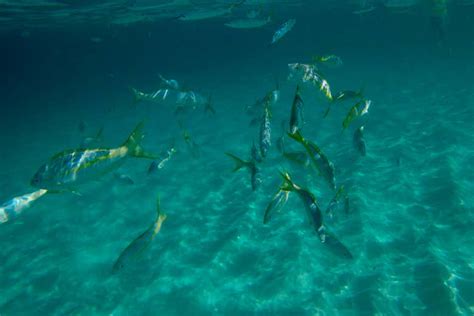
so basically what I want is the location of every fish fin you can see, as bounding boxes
[278,171,295,191]
[287,130,304,144]
[123,122,157,159]
[225,153,248,172]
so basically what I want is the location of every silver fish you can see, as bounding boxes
[0,189,48,224]
[271,19,296,44]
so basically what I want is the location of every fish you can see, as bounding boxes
[353,126,367,156]
[0,189,48,224]
[342,99,371,130]
[204,94,216,115]
[287,63,333,101]
[287,131,336,190]
[158,74,180,90]
[313,55,343,68]
[333,89,364,102]
[114,173,135,185]
[148,146,177,175]
[225,16,271,29]
[31,122,156,190]
[131,87,167,105]
[246,82,280,117]
[178,1,244,22]
[263,188,290,224]
[289,85,304,134]
[323,89,364,118]
[259,105,272,159]
[112,197,167,273]
[271,19,296,44]
[182,130,201,159]
[226,153,261,191]
[352,6,376,15]
[279,172,352,259]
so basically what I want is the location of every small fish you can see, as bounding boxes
[148,147,177,175]
[131,87,166,105]
[158,74,180,90]
[31,122,156,190]
[246,83,280,117]
[0,189,48,224]
[313,55,343,68]
[259,105,272,159]
[279,172,352,259]
[342,99,370,130]
[225,16,271,29]
[113,197,167,273]
[263,188,290,224]
[324,89,364,118]
[352,6,376,15]
[204,94,216,115]
[271,19,296,44]
[183,130,201,159]
[289,85,304,134]
[288,63,333,101]
[178,1,244,21]
[114,173,134,185]
[353,126,366,156]
[287,131,336,190]
[333,89,364,102]
[226,153,261,191]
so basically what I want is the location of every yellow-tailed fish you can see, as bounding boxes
[278,172,352,259]
[31,122,156,190]
[113,197,167,273]
[0,189,48,224]
[287,131,336,190]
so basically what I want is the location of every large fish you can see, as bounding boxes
[287,131,336,190]
[289,85,304,134]
[278,172,352,259]
[0,189,48,224]
[31,122,156,190]
[113,197,167,273]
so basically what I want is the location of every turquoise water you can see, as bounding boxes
[1,1,474,315]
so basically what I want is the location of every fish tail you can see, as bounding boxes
[123,122,157,159]
[287,130,305,144]
[225,153,249,172]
